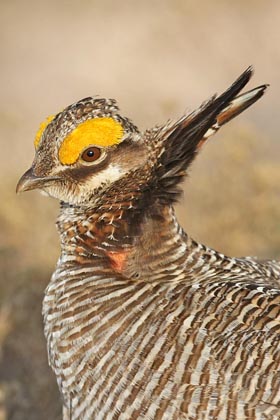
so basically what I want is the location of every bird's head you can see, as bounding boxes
[17,68,267,210]
[16,97,149,206]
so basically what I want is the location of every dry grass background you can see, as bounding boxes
[0,0,280,418]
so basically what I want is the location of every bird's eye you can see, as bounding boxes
[81,146,102,163]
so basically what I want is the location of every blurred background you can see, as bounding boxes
[0,0,279,418]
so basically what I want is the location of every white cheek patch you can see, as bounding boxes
[78,163,124,197]
[38,164,125,205]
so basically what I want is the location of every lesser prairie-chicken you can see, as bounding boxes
[17,68,280,419]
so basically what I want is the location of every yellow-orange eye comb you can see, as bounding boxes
[34,115,55,149]
[58,117,124,165]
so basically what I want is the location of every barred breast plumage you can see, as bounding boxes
[17,67,280,419]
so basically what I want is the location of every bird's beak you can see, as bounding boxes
[16,168,60,193]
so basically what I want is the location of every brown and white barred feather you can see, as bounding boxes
[44,205,280,419]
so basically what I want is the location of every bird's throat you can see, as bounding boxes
[56,201,186,279]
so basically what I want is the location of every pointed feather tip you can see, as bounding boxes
[258,83,269,94]
[245,65,254,75]
[235,65,254,85]
[252,83,269,94]
[234,83,269,104]
[214,81,269,128]
[243,65,255,79]
[252,84,269,102]
[230,66,253,90]
[232,67,269,99]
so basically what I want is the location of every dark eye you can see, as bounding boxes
[81,147,102,162]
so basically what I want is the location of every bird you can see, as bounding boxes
[17,67,280,420]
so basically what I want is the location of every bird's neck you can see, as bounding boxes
[56,201,190,279]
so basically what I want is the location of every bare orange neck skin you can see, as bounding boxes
[106,250,129,273]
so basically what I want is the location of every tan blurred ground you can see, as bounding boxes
[0,1,279,419]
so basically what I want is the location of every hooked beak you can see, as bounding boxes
[16,168,60,193]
